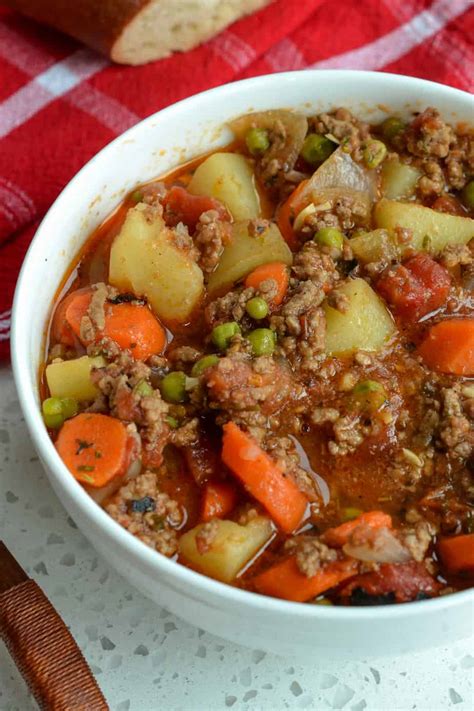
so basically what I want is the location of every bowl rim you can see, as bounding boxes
[11,69,474,621]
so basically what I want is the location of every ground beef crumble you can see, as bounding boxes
[264,435,321,502]
[203,353,294,417]
[205,287,256,327]
[142,181,167,207]
[106,469,182,556]
[440,243,473,269]
[398,108,474,197]
[285,536,338,577]
[195,519,219,554]
[168,346,202,371]
[310,107,371,160]
[401,521,436,562]
[292,242,340,289]
[271,280,324,339]
[298,306,327,371]
[438,385,474,460]
[405,108,455,160]
[90,353,171,466]
[194,209,232,273]
[80,282,115,344]
[303,194,370,235]
[255,118,305,194]
[328,414,366,456]
[170,418,199,447]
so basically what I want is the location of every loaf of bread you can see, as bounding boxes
[4,0,270,65]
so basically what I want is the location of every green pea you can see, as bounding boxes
[42,397,62,416]
[247,328,276,356]
[160,371,187,403]
[166,416,179,429]
[363,139,387,169]
[246,297,269,320]
[42,397,64,429]
[211,322,241,350]
[381,117,405,142]
[134,379,154,398]
[351,380,387,413]
[313,598,333,606]
[245,127,270,156]
[191,354,220,377]
[341,506,363,522]
[301,133,336,165]
[60,398,79,419]
[43,413,64,429]
[461,180,474,210]
[314,227,344,251]
[131,189,144,203]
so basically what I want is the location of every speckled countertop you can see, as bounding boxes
[1,365,473,711]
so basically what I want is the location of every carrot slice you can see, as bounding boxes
[102,302,166,360]
[201,481,238,522]
[221,422,308,533]
[323,511,392,548]
[56,413,134,488]
[277,179,309,249]
[417,319,474,376]
[53,288,167,360]
[51,287,92,347]
[244,262,289,306]
[438,533,474,574]
[253,556,358,602]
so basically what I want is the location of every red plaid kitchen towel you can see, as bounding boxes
[0,0,473,358]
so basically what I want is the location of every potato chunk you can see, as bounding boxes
[188,153,260,221]
[109,205,204,322]
[324,278,395,355]
[207,220,292,294]
[374,199,474,254]
[46,356,106,401]
[381,160,421,200]
[350,229,400,265]
[179,516,273,583]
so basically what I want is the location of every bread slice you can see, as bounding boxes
[113,0,270,64]
[5,0,270,65]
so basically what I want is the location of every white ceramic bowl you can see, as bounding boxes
[12,70,474,659]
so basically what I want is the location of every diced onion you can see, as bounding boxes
[293,201,334,232]
[307,147,377,199]
[343,526,412,564]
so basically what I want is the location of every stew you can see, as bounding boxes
[42,105,474,605]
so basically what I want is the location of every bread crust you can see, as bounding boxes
[4,0,271,65]
[3,0,149,56]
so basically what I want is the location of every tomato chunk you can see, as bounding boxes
[184,433,220,485]
[376,253,450,321]
[431,195,466,216]
[201,481,238,521]
[162,186,230,232]
[339,561,441,604]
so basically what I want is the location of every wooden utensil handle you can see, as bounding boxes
[0,543,108,710]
